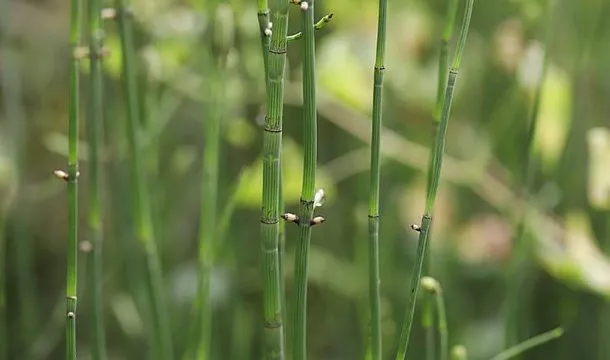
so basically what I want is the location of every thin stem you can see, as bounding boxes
[367,0,388,357]
[489,328,563,360]
[420,277,448,360]
[115,3,174,359]
[66,0,82,358]
[395,1,475,359]
[87,0,107,357]
[0,216,5,360]
[196,5,233,359]
[261,0,289,357]
[504,0,554,350]
[293,1,318,359]
[422,0,459,352]
[257,0,270,81]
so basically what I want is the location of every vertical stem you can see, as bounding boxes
[87,0,107,358]
[115,3,174,359]
[261,0,288,358]
[293,1,318,359]
[504,0,554,351]
[0,216,5,360]
[422,1,459,356]
[368,0,388,357]
[66,0,82,358]
[395,1,475,359]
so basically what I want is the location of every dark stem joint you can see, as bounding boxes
[263,124,282,133]
[448,69,458,76]
[260,217,279,225]
[299,198,315,206]
[374,66,386,71]
[368,214,380,219]
[264,320,282,329]
[269,48,287,55]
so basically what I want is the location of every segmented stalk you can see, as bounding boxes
[260,0,289,357]
[367,0,388,357]
[66,0,82,358]
[115,2,174,359]
[395,1,475,358]
[293,1,318,359]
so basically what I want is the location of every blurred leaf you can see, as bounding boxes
[534,210,610,299]
[533,65,572,173]
[234,137,336,207]
[586,127,610,209]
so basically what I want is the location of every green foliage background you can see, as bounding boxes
[2,0,610,359]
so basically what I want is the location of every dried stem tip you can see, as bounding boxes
[282,213,300,223]
[310,216,325,226]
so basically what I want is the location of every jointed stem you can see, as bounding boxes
[367,0,388,357]
[66,0,82,358]
[115,2,174,359]
[395,1,475,358]
[260,0,288,358]
[293,1,318,359]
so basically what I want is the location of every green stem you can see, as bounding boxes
[87,0,107,357]
[422,0,459,353]
[261,0,289,358]
[504,0,554,350]
[293,1,318,359]
[490,328,563,360]
[395,1,475,359]
[420,277,448,360]
[115,3,174,359]
[66,0,82,358]
[367,0,387,357]
[286,13,334,41]
[0,216,5,360]
[256,0,270,81]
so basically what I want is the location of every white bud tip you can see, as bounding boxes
[267,22,273,29]
[264,28,272,37]
[54,170,69,180]
[313,188,326,208]
[420,276,440,294]
[300,1,309,10]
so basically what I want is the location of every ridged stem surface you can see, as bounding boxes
[367,0,388,358]
[260,0,289,358]
[293,2,318,359]
[395,1,475,358]
[115,2,174,359]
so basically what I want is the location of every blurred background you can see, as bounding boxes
[1,0,610,359]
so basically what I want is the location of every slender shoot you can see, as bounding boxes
[367,0,388,357]
[115,2,174,359]
[490,327,563,360]
[395,1,475,358]
[421,277,448,360]
[65,0,82,358]
[292,1,320,358]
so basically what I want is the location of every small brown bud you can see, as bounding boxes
[410,224,421,232]
[310,216,325,226]
[281,213,299,223]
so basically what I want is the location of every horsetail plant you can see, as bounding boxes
[195,5,234,359]
[260,0,289,357]
[86,0,107,357]
[420,277,448,360]
[61,0,83,357]
[422,1,459,357]
[115,2,174,359]
[289,1,324,358]
[367,0,388,356]
[504,0,554,350]
[395,0,475,358]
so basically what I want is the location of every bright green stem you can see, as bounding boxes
[256,0,270,80]
[293,2,318,359]
[423,294,435,360]
[66,0,82,358]
[490,328,563,360]
[422,0,460,347]
[196,56,227,360]
[395,1,475,359]
[261,0,289,358]
[420,279,448,360]
[87,0,107,357]
[367,0,387,357]
[504,1,554,350]
[115,3,174,359]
